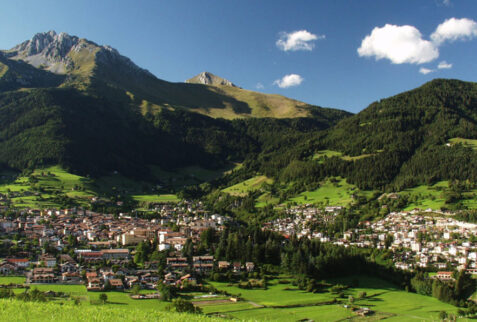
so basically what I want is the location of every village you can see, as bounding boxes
[264,206,477,278]
[0,199,476,291]
[0,201,258,291]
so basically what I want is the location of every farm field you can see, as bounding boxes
[222,176,273,197]
[0,277,169,311]
[0,276,467,321]
[204,275,463,321]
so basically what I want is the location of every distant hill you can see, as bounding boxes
[0,31,350,177]
[2,31,349,120]
[320,78,477,190]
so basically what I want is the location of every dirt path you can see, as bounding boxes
[248,301,264,308]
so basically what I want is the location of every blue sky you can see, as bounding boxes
[1,0,477,113]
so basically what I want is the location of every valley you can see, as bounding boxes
[0,28,477,322]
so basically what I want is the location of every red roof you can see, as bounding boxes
[7,258,29,263]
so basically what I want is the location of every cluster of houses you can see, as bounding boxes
[85,265,161,291]
[0,202,229,250]
[262,205,342,241]
[335,211,477,274]
[262,205,477,276]
[0,202,259,289]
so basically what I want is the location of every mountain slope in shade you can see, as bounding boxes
[1,31,351,120]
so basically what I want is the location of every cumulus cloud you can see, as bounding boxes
[431,18,477,44]
[419,67,434,75]
[276,30,324,51]
[442,0,451,6]
[357,24,439,64]
[256,82,264,90]
[437,61,453,69]
[273,74,303,88]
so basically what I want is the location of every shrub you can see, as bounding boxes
[166,298,202,314]
[99,293,108,304]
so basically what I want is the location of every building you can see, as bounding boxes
[166,257,188,271]
[101,249,130,260]
[192,256,213,274]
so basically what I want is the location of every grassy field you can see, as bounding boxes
[0,164,225,209]
[448,137,477,150]
[0,276,467,321]
[0,166,95,208]
[287,177,371,206]
[205,276,463,321]
[255,192,280,208]
[0,299,218,322]
[313,150,376,163]
[401,181,448,211]
[198,85,312,119]
[400,181,477,211]
[132,194,179,204]
[222,176,273,197]
[0,277,169,311]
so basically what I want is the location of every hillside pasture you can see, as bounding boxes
[288,177,362,206]
[448,138,477,150]
[206,276,463,321]
[222,176,273,197]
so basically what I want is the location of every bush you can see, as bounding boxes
[166,298,202,314]
[99,293,108,304]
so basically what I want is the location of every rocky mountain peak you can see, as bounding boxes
[3,31,152,78]
[186,71,237,87]
[6,31,84,74]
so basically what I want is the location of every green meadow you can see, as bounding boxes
[448,137,477,150]
[0,277,169,311]
[222,175,273,197]
[0,276,468,321]
[312,150,376,163]
[288,177,372,206]
[0,299,217,322]
[0,166,189,209]
[206,276,464,321]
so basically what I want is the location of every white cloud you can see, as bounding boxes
[431,18,477,44]
[442,0,451,7]
[256,82,264,90]
[273,74,303,88]
[437,61,452,69]
[276,30,324,51]
[357,24,439,64]
[419,67,434,75]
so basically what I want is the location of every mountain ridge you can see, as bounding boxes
[1,31,347,120]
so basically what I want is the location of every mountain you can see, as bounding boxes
[2,31,349,120]
[319,79,477,190]
[186,71,237,87]
[0,31,350,178]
